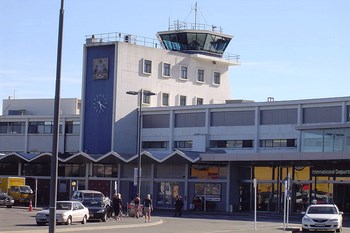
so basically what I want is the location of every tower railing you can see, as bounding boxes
[85,32,239,63]
[168,20,224,33]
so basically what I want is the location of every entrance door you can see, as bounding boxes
[155,182,180,209]
[239,184,251,211]
[334,184,350,212]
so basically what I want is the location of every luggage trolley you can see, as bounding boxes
[127,202,143,217]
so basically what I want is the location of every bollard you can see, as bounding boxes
[28,200,33,212]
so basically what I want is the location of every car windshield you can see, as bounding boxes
[82,199,104,207]
[56,202,72,210]
[84,193,104,199]
[307,206,337,214]
[19,186,32,193]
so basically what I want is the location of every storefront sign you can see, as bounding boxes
[312,169,350,176]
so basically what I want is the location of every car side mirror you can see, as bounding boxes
[301,211,306,215]
[339,211,343,215]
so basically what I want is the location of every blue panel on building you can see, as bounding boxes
[83,45,115,154]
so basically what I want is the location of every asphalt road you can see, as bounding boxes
[1,206,349,233]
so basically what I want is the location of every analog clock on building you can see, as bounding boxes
[92,93,108,113]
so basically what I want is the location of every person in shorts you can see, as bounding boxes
[133,193,140,218]
[143,194,153,223]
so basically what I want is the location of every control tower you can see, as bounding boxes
[157,20,233,58]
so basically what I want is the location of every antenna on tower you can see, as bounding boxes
[194,2,198,29]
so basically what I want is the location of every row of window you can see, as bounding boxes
[302,129,350,152]
[0,121,80,134]
[7,162,228,180]
[143,59,221,85]
[143,106,350,128]
[161,93,203,106]
[142,139,297,149]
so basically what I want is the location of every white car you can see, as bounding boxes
[36,201,89,225]
[302,204,343,232]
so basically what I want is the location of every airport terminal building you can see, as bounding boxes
[1,22,350,214]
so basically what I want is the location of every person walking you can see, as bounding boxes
[133,193,141,218]
[174,195,184,217]
[112,193,123,220]
[143,194,153,223]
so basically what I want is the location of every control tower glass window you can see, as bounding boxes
[158,32,231,56]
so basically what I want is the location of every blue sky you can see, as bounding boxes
[1,0,349,113]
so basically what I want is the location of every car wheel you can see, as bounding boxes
[81,215,87,224]
[302,228,309,232]
[336,227,342,232]
[66,216,72,225]
[7,205,12,208]
[36,222,46,226]
[102,213,108,222]
[106,206,112,218]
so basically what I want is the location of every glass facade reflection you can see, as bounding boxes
[301,128,350,152]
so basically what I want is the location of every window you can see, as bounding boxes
[143,92,152,104]
[190,163,228,179]
[143,59,152,74]
[162,62,171,77]
[29,121,52,134]
[196,97,203,105]
[65,121,80,134]
[180,95,186,106]
[92,164,118,177]
[213,71,220,85]
[174,141,192,149]
[260,109,297,125]
[211,111,255,126]
[303,106,341,124]
[210,140,254,148]
[0,122,25,134]
[197,69,204,83]
[259,139,297,148]
[143,114,170,128]
[180,66,188,80]
[175,112,205,127]
[162,93,169,106]
[28,121,63,134]
[143,141,169,149]
[58,164,86,177]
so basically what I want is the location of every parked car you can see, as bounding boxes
[35,201,89,226]
[71,190,112,222]
[301,204,343,232]
[0,192,14,208]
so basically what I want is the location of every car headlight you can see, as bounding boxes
[37,213,46,217]
[329,217,340,222]
[97,209,105,213]
[302,215,311,221]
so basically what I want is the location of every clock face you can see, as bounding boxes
[92,93,108,113]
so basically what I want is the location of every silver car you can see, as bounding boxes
[302,204,343,232]
[35,201,89,225]
[0,193,14,208]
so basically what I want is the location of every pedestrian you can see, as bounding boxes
[112,193,123,220]
[133,193,141,218]
[174,195,184,217]
[143,194,153,223]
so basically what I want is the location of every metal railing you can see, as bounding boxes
[85,32,161,49]
[85,31,240,63]
[168,20,224,33]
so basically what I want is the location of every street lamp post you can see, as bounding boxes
[126,89,155,196]
[49,1,64,233]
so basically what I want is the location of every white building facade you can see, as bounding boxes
[1,23,350,214]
